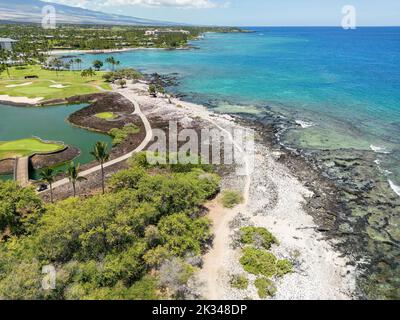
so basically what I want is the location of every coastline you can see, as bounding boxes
[0,79,358,299]
[121,81,357,300]
[47,46,191,56]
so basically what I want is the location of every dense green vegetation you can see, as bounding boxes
[240,226,278,250]
[0,24,246,51]
[230,274,249,290]
[102,68,142,83]
[235,226,293,299]
[109,124,140,146]
[221,190,243,208]
[254,278,277,299]
[240,247,293,279]
[0,153,220,300]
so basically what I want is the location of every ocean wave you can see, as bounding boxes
[370,145,390,154]
[295,120,314,128]
[388,180,400,197]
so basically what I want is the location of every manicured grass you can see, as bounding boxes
[0,65,111,101]
[0,138,64,160]
[95,112,117,120]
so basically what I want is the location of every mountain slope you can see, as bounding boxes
[0,0,175,26]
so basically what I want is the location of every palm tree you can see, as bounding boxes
[81,68,96,79]
[105,56,115,71]
[92,60,103,71]
[74,58,82,70]
[90,142,110,194]
[39,168,57,203]
[66,162,87,197]
[105,56,120,71]
[51,58,63,77]
[115,60,120,71]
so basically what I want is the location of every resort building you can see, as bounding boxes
[145,29,191,37]
[0,38,18,51]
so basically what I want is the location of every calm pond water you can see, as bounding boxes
[0,103,112,180]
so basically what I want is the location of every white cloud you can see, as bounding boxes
[45,0,219,9]
[43,0,91,8]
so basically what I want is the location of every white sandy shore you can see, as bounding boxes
[47,47,177,56]
[124,81,356,300]
[0,95,43,105]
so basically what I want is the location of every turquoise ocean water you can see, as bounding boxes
[81,28,400,298]
[81,27,400,192]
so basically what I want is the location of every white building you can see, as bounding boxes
[0,38,18,51]
[145,29,190,37]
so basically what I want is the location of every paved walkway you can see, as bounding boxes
[50,88,153,190]
[15,156,30,187]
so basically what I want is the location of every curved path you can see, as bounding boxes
[50,88,153,190]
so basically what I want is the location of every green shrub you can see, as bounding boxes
[240,227,278,249]
[109,124,140,146]
[108,166,147,191]
[276,259,293,277]
[221,190,244,208]
[239,247,277,277]
[230,274,249,290]
[254,277,276,299]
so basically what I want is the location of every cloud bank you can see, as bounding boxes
[44,0,219,9]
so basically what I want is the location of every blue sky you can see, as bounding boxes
[47,0,400,26]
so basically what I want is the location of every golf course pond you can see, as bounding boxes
[0,103,112,180]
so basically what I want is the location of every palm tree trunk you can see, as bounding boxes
[73,183,76,197]
[101,163,105,194]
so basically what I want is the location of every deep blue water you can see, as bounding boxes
[81,27,400,190]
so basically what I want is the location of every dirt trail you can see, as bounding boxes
[197,117,251,300]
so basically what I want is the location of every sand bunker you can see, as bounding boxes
[0,95,43,104]
[6,82,33,88]
[49,84,69,89]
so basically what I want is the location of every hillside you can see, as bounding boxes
[0,0,175,26]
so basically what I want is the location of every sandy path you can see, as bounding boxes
[195,117,252,299]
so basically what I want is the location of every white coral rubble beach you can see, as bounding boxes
[122,81,356,300]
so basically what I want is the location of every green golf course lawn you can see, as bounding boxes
[0,65,111,101]
[0,138,65,160]
[95,112,118,119]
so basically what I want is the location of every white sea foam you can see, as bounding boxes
[388,180,400,197]
[295,120,314,128]
[370,145,390,154]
